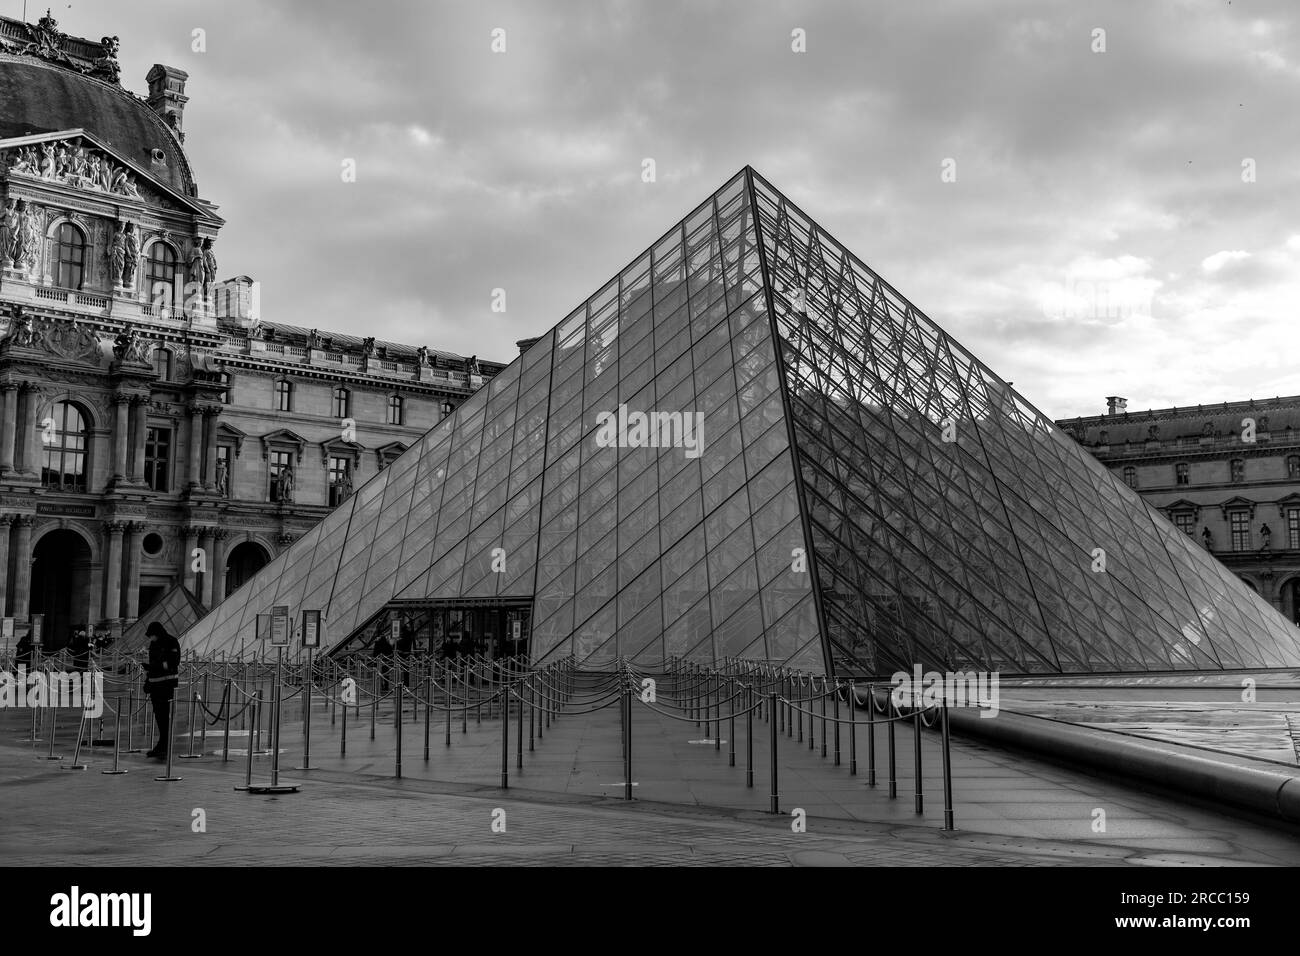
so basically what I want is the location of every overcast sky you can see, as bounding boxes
[45,0,1300,419]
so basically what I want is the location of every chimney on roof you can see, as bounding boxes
[1106,396,1128,416]
[146,64,190,141]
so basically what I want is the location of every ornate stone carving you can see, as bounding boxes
[111,327,151,364]
[40,318,103,365]
[4,138,143,198]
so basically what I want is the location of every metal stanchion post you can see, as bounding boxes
[102,709,127,775]
[728,683,736,767]
[423,675,431,762]
[832,680,841,766]
[745,686,754,788]
[516,683,524,770]
[528,676,535,752]
[623,685,632,801]
[867,683,877,786]
[500,682,509,789]
[45,705,62,760]
[913,706,924,815]
[887,698,897,799]
[395,686,403,779]
[768,692,779,814]
[154,698,182,781]
[941,700,955,831]
[178,691,201,758]
[297,648,314,770]
[62,711,88,770]
[848,680,857,776]
[235,699,256,791]
[370,669,377,741]
[340,692,348,759]
[200,673,209,753]
[222,682,232,762]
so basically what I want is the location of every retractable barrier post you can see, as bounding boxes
[370,670,377,741]
[820,680,828,759]
[394,687,403,779]
[623,684,632,801]
[516,683,524,770]
[45,705,61,760]
[222,681,232,762]
[728,683,736,767]
[887,698,897,799]
[423,675,431,762]
[62,710,88,770]
[178,691,201,758]
[941,700,955,831]
[236,698,256,791]
[200,674,209,753]
[528,676,535,752]
[500,683,509,789]
[340,689,348,759]
[848,681,857,776]
[832,680,841,767]
[154,698,182,781]
[297,651,314,771]
[745,685,754,788]
[102,708,127,775]
[768,692,779,814]
[914,706,924,815]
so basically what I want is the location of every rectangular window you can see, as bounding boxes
[1173,512,1195,536]
[144,426,171,492]
[269,450,293,502]
[1175,463,1189,486]
[328,455,352,506]
[1230,511,1250,552]
[1230,459,1245,482]
[1289,509,1300,550]
[275,380,292,412]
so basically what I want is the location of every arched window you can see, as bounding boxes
[145,242,178,308]
[153,346,172,381]
[333,387,350,419]
[275,379,293,412]
[42,401,88,492]
[54,222,85,290]
[387,393,403,425]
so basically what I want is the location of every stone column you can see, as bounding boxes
[19,383,41,476]
[111,393,130,481]
[0,383,17,475]
[202,406,220,489]
[210,529,228,607]
[123,522,143,620]
[0,514,12,617]
[129,396,148,483]
[182,526,199,594]
[187,404,204,489]
[11,516,33,621]
[102,521,125,620]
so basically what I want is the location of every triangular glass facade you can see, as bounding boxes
[183,168,1300,676]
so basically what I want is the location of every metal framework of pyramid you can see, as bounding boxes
[182,167,1300,675]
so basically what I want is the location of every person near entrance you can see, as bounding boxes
[395,619,414,687]
[143,622,181,759]
[373,629,394,695]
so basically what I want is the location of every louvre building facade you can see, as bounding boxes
[184,168,1300,676]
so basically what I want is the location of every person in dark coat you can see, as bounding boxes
[143,622,181,759]
[14,633,32,667]
[373,631,394,695]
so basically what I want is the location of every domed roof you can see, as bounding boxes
[0,23,195,196]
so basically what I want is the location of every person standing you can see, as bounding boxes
[143,622,181,759]
[373,630,394,696]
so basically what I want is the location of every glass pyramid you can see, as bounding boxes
[182,168,1300,676]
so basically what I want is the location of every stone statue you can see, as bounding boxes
[121,222,140,287]
[93,35,121,84]
[188,240,206,293]
[109,224,127,286]
[40,142,56,179]
[1261,524,1272,551]
[276,464,295,504]
[0,199,15,266]
[6,308,40,348]
[112,328,137,361]
[307,329,321,348]
[201,238,217,298]
[215,456,229,496]
[361,337,375,356]
[416,345,428,366]
[17,202,40,273]
[1201,527,1213,550]
[466,354,480,375]
[340,473,353,499]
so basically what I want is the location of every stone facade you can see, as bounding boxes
[1058,396,1300,625]
[0,15,502,651]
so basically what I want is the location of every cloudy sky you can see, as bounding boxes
[54,0,1300,419]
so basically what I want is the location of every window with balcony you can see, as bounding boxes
[41,401,88,492]
[54,222,85,291]
[144,426,172,492]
